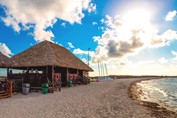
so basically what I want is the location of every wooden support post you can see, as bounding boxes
[67,68,68,82]
[7,68,9,79]
[5,79,8,92]
[45,66,48,79]
[52,66,54,93]
[10,81,12,96]
[66,68,68,87]
[22,78,24,90]
[26,67,29,82]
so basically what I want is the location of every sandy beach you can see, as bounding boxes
[0,78,176,118]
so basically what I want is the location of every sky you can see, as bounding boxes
[0,0,177,76]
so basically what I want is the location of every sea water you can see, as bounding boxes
[137,78,177,112]
[98,76,113,81]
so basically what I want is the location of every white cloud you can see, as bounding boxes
[172,50,177,61]
[61,22,66,27]
[73,48,87,54]
[92,15,177,63]
[165,10,177,21]
[34,27,54,42]
[161,29,177,40]
[0,0,96,42]
[1,16,20,32]
[30,43,34,46]
[100,18,105,23]
[92,22,97,25]
[81,58,87,64]
[150,29,177,48]
[55,42,63,47]
[172,50,177,56]
[73,48,94,56]
[158,57,168,63]
[88,3,96,13]
[59,43,63,47]
[0,43,12,56]
[68,42,75,48]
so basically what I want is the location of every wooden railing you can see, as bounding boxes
[47,78,61,92]
[0,79,12,99]
[6,80,12,96]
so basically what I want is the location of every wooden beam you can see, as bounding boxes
[9,81,12,96]
[66,68,68,82]
[7,68,9,79]
[52,66,54,93]
[26,67,29,83]
[45,66,48,81]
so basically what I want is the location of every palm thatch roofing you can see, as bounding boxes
[12,41,93,71]
[0,52,16,68]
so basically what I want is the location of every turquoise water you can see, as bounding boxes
[137,78,177,111]
[0,68,7,76]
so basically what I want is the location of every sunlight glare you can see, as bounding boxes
[122,8,151,29]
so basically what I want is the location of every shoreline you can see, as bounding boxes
[128,78,177,118]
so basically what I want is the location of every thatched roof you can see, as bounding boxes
[12,41,93,71]
[0,52,16,68]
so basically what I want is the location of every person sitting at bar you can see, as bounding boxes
[9,70,13,74]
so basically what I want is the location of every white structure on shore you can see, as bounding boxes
[98,62,112,81]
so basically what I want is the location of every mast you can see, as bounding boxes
[98,61,100,77]
[100,62,102,77]
[105,63,108,76]
[102,63,105,77]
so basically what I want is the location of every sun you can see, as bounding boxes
[122,8,151,29]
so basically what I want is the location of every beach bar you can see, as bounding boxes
[5,41,93,93]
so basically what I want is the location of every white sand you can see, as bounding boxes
[0,78,156,118]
